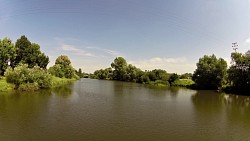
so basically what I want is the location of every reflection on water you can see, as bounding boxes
[191,91,250,140]
[0,79,250,141]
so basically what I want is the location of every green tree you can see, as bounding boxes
[0,38,16,75]
[192,54,227,89]
[14,35,49,68]
[227,51,250,91]
[148,69,170,82]
[49,55,76,79]
[180,73,193,79]
[111,57,128,81]
[169,73,179,86]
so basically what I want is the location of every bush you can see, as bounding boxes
[5,64,52,90]
[172,79,195,87]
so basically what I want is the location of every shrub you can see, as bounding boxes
[5,64,52,90]
[172,79,195,87]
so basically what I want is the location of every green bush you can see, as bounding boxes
[5,64,52,90]
[172,79,195,87]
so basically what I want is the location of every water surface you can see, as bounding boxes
[0,79,250,140]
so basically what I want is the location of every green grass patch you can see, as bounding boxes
[0,77,15,92]
[51,76,76,88]
[172,79,195,87]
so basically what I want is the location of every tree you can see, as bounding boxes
[180,73,193,79]
[169,73,179,86]
[192,54,227,89]
[0,38,16,75]
[49,55,76,79]
[55,55,71,67]
[15,35,31,66]
[111,57,128,81]
[227,51,250,91]
[148,69,169,82]
[14,35,49,68]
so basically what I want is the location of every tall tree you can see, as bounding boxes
[0,38,16,75]
[192,54,227,89]
[227,51,250,91]
[49,55,76,79]
[111,57,128,81]
[14,35,49,68]
[15,35,31,66]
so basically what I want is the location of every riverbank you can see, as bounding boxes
[0,77,76,92]
[0,77,15,92]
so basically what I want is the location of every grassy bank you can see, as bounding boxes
[172,79,195,87]
[0,77,15,92]
[51,76,76,88]
[0,76,76,92]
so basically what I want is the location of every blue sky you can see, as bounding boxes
[1,0,250,73]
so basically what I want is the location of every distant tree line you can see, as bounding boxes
[90,57,185,86]
[91,51,250,95]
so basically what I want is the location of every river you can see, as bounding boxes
[0,78,250,141]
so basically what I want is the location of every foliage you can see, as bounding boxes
[111,57,128,81]
[0,77,15,92]
[93,57,172,85]
[168,73,179,86]
[172,79,195,87]
[51,76,75,88]
[148,69,170,82]
[94,68,113,80]
[192,54,227,90]
[179,73,193,79]
[227,51,250,92]
[49,55,77,79]
[4,64,52,90]
[14,35,49,68]
[0,38,16,75]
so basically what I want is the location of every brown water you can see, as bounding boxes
[0,79,250,141]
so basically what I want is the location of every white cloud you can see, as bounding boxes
[86,46,123,57]
[60,44,95,57]
[128,57,196,74]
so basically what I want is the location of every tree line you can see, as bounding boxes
[90,57,191,87]
[0,36,79,90]
[90,51,250,95]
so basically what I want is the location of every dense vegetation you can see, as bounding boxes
[91,51,250,95]
[192,55,227,90]
[91,57,182,87]
[0,36,79,91]
[48,55,79,79]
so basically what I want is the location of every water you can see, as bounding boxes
[0,79,250,141]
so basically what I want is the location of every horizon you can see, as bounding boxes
[1,0,250,73]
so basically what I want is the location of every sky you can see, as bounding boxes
[0,0,250,74]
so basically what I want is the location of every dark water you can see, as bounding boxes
[0,79,250,141]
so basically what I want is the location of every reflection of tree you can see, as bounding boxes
[222,94,250,128]
[191,91,250,133]
[0,91,51,130]
[52,85,73,97]
[191,91,224,116]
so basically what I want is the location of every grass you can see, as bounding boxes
[172,79,195,87]
[51,76,76,88]
[0,77,15,92]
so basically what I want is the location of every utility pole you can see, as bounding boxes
[232,42,238,52]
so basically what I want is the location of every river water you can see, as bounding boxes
[0,79,250,141]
